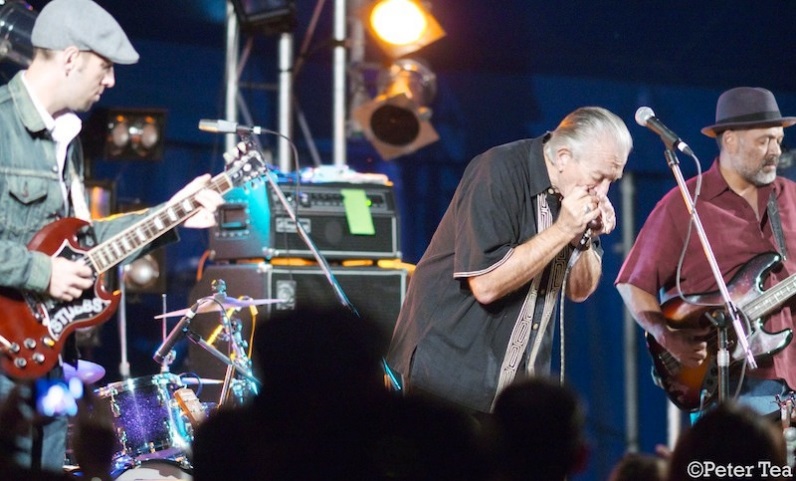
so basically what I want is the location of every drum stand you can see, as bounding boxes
[154,279,261,408]
[203,280,260,407]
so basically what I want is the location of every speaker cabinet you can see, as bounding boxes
[182,263,408,402]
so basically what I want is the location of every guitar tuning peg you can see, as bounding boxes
[222,151,235,164]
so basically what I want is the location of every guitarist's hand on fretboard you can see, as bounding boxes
[169,174,226,229]
[48,257,93,302]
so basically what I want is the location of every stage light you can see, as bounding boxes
[229,0,296,35]
[0,1,36,67]
[124,252,165,294]
[351,58,439,160]
[364,0,445,58]
[117,199,167,294]
[83,108,167,161]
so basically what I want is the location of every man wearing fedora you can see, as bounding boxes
[616,86,796,416]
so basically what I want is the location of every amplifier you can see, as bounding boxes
[209,181,400,261]
[182,263,408,402]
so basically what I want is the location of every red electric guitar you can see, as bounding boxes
[0,143,266,379]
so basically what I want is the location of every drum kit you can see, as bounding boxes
[64,278,279,480]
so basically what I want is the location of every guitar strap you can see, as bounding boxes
[65,143,92,223]
[768,190,788,260]
[493,192,566,408]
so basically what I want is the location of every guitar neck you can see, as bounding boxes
[86,173,234,275]
[744,272,796,320]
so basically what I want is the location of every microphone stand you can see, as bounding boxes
[663,147,756,404]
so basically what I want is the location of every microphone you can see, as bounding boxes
[198,119,263,135]
[577,216,603,251]
[153,302,201,364]
[634,107,694,156]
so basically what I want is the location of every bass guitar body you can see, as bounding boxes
[647,252,793,411]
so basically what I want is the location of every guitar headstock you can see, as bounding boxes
[223,141,268,187]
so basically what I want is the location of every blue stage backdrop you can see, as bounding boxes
[4,3,796,480]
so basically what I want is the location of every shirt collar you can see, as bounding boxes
[700,158,777,200]
[20,71,82,144]
[531,133,556,197]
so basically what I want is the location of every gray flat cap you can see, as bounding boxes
[31,0,139,64]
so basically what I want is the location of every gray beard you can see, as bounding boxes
[750,169,777,186]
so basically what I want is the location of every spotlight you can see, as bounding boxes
[83,108,167,161]
[364,0,445,58]
[124,253,164,294]
[352,58,439,160]
[0,1,36,67]
[229,0,296,35]
[118,200,167,294]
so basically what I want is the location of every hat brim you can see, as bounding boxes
[701,117,796,138]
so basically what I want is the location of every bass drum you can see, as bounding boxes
[113,459,192,480]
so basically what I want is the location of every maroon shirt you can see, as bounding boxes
[616,160,796,390]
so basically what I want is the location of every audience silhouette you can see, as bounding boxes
[668,401,788,481]
[608,451,668,481]
[191,305,490,481]
[488,376,589,481]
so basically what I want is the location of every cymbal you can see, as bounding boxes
[63,360,106,384]
[154,296,284,319]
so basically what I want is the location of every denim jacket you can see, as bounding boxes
[0,71,175,294]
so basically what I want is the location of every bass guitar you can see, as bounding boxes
[0,143,266,379]
[647,251,795,411]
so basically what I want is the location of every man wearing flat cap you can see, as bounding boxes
[0,0,222,474]
[616,87,796,416]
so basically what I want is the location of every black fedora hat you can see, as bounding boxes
[701,87,796,138]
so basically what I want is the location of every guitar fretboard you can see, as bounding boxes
[742,273,796,320]
[86,174,234,274]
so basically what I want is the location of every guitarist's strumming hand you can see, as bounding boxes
[617,283,712,368]
[653,322,712,368]
[48,256,93,302]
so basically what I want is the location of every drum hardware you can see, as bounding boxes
[177,376,225,386]
[155,279,261,409]
[174,387,206,427]
[153,294,282,319]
